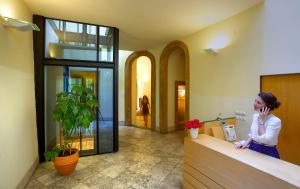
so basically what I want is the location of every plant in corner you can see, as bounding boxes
[44,85,98,175]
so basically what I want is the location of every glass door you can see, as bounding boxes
[98,69,114,153]
[44,66,98,155]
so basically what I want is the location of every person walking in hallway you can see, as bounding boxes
[142,95,150,126]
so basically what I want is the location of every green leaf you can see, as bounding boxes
[82,117,90,127]
[51,85,99,148]
[72,106,79,115]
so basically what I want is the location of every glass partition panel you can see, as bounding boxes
[45,19,97,61]
[69,67,97,153]
[44,66,64,151]
[98,69,114,153]
[44,66,97,155]
[99,27,114,62]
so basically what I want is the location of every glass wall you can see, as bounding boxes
[99,27,114,62]
[98,69,114,153]
[44,66,64,151]
[33,15,118,160]
[44,66,98,155]
[45,19,97,61]
[69,67,97,153]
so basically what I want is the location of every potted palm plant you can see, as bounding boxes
[44,85,98,175]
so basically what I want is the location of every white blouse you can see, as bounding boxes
[248,112,281,146]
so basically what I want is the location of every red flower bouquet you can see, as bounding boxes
[185,119,203,129]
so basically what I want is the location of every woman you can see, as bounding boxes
[235,92,281,159]
[142,95,150,126]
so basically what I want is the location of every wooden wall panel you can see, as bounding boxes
[183,163,224,189]
[184,180,196,189]
[183,171,208,189]
[261,74,300,165]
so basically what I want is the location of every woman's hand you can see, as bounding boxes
[234,140,248,149]
[258,107,269,135]
[258,106,270,124]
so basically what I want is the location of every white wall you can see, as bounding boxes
[261,0,300,74]
[149,0,300,139]
[0,0,38,188]
[118,50,133,122]
[168,49,185,130]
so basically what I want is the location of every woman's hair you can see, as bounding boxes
[258,92,281,111]
[143,95,149,103]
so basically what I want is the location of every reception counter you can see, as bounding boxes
[183,134,300,189]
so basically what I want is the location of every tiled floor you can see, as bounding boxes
[26,126,184,189]
[133,115,151,129]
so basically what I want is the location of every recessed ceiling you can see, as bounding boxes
[24,0,263,51]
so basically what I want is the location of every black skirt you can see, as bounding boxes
[142,106,149,115]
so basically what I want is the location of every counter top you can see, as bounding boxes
[184,134,300,188]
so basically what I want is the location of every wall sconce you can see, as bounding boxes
[203,48,218,54]
[0,15,40,31]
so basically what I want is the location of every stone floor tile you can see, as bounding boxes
[26,126,184,188]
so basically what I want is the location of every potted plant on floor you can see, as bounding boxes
[44,85,98,175]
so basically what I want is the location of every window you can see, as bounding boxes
[45,19,97,61]
[99,27,114,62]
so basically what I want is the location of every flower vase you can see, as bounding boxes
[189,128,199,139]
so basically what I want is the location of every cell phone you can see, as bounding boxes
[260,105,271,112]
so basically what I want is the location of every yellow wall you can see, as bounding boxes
[136,56,151,110]
[0,0,38,188]
[149,1,300,138]
[131,59,137,124]
[168,49,185,130]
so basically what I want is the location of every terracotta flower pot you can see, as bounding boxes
[53,148,79,175]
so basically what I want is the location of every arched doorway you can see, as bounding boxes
[160,41,190,133]
[125,51,156,130]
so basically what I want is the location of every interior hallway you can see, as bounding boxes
[133,115,151,129]
[26,126,184,189]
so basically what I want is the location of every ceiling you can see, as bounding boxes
[24,0,263,51]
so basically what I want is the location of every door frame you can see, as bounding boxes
[175,81,186,131]
[125,51,156,130]
[160,40,190,133]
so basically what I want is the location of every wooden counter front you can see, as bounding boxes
[183,134,300,189]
